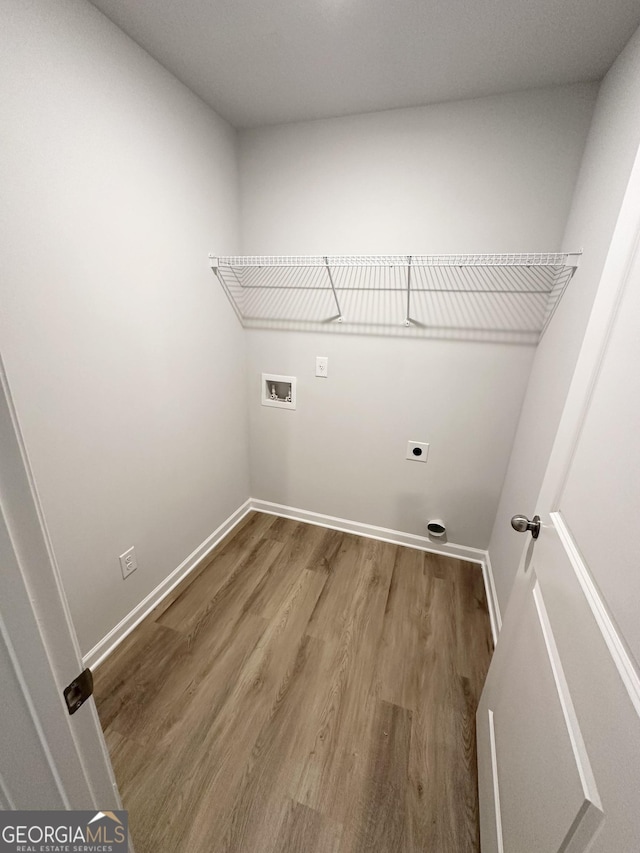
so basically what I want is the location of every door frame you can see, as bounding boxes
[493,139,640,651]
[535,139,640,718]
[538,144,640,514]
[478,132,640,853]
[0,351,121,810]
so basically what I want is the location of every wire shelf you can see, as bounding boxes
[210,253,580,342]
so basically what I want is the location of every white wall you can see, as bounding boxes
[239,86,597,547]
[240,86,596,255]
[0,0,249,655]
[488,24,640,613]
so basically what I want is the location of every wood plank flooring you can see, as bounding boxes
[94,512,493,853]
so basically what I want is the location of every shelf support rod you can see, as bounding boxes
[208,254,245,327]
[405,255,413,326]
[324,257,343,322]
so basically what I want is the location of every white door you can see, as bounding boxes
[477,144,640,852]
[0,355,121,812]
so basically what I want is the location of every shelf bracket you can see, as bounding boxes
[538,252,582,340]
[324,257,343,322]
[209,254,246,327]
[405,255,413,326]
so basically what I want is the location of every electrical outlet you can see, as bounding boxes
[406,441,429,462]
[315,356,328,378]
[119,546,138,579]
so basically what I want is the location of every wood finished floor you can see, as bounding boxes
[94,512,493,853]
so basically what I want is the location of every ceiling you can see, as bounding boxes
[89,0,640,128]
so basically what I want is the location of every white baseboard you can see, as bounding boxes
[481,551,502,646]
[250,499,501,644]
[83,499,252,670]
[249,499,486,562]
[86,496,501,670]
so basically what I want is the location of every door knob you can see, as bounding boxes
[510,514,541,539]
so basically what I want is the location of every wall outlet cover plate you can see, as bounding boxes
[119,546,138,579]
[315,356,328,378]
[406,441,429,462]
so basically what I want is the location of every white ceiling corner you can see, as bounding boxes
[88,0,640,128]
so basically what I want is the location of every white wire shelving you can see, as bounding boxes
[210,253,581,342]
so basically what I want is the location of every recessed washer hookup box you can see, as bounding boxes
[262,373,296,410]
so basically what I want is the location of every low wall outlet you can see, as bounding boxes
[315,356,328,378]
[119,546,138,579]
[406,441,429,462]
